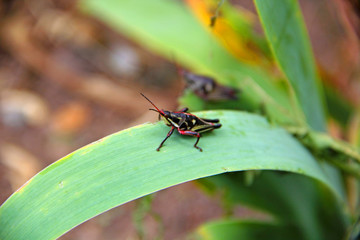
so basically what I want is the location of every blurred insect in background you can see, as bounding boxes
[178,68,238,101]
[209,0,225,27]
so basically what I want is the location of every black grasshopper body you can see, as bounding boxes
[141,93,221,152]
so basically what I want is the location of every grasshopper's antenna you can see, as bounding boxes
[140,93,163,114]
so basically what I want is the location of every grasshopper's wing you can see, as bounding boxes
[192,118,221,133]
[199,118,220,123]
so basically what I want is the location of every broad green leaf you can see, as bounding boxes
[0,111,341,239]
[254,0,326,131]
[80,0,305,127]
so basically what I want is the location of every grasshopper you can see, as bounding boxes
[141,93,221,152]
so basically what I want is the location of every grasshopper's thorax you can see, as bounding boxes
[161,111,186,128]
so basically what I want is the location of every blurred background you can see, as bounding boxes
[0,0,359,239]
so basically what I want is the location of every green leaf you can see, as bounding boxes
[254,0,326,131]
[198,172,347,240]
[196,219,299,240]
[290,128,360,178]
[0,111,341,239]
[79,0,305,127]
[323,85,353,127]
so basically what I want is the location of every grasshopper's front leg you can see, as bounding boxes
[178,130,202,152]
[157,127,175,151]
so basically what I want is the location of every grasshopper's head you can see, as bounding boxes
[160,110,171,118]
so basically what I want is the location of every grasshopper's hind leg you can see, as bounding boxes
[178,130,202,152]
[193,135,202,152]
